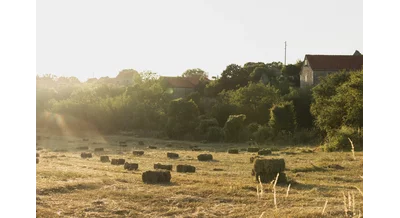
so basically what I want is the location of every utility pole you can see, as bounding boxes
[284,41,287,65]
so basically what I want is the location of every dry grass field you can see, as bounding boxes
[36,133,363,218]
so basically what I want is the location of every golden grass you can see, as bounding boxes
[36,133,363,217]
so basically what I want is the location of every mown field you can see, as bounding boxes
[36,133,363,218]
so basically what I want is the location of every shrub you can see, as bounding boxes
[206,126,224,142]
[248,122,261,133]
[253,126,274,143]
[292,129,323,145]
[223,114,246,142]
[269,101,297,133]
[166,98,199,139]
[322,126,363,152]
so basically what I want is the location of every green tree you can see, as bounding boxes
[269,101,297,133]
[182,68,208,78]
[166,98,199,139]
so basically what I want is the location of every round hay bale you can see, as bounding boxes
[36,153,40,157]
[247,147,260,152]
[111,158,125,165]
[228,149,239,154]
[100,156,110,162]
[176,164,196,173]
[76,146,89,150]
[154,163,173,171]
[81,152,92,158]
[167,152,179,159]
[197,154,213,161]
[258,149,272,156]
[142,170,171,184]
[132,151,144,156]
[124,162,139,170]
[138,141,145,145]
[148,146,157,149]
[257,172,288,184]
[36,158,39,164]
[253,158,286,182]
[94,148,104,152]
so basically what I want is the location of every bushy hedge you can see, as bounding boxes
[322,126,363,152]
[269,101,297,133]
[223,114,246,142]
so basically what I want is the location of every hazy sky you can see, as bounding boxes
[37,0,363,82]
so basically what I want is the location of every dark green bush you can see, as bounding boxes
[223,114,246,142]
[269,101,297,133]
[322,126,363,152]
[253,126,274,144]
[206,126,224,142]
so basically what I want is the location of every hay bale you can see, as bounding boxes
[167,152,179,159]
[119,141,127,147]
[76,146,89,150]
[192,148,202,151]
[197,154,213,161]
[176,164,196,173]
[111,158,125,165]
[253,158,286,183]
[138,141,145,145]
[81,152,93,158]
[36,153,40,157]
[132,151,144,156]
[142,171,171,184]
[100,156,110,162]
[228,149,239,154]
[36,158,39,164]
[148,146,157,149]
[165,144,173,147]
[213,168,224,171]
[258,149,272,155]
[83,138,89,141]
[154,163,173,171]
[257,172,288,184]
[247,147,260,152]
[124,162,139,170]
[94,148,104,152]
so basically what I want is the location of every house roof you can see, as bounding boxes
[161,77,197,88]
[306,54,363,71]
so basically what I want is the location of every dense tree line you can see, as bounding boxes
[36,63,363,151]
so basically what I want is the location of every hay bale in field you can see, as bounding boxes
[247,147,260,152]
[213,168,224,171]
[197,154,213,161]
[81,152,93,158]
[100,156,110,162]
[36,153,40,157]
[132,151,144,156]
[154,163,173,171]
[167,152,179,159]
[192,148,202,151]
[148,146,157,149]
[111,158,125,165]
[228,149,239,154]
[83,138,89,141]
[142,170,171,184]
[36,158,39,164]
[119,141,127,147]
[138,141,145,145]
[258,149,272,156]
[176,164,196,173]
[76,146,89,150]
[250,156,261,163]
[94,148,104,152]
[253,158,286,183]
[124,162,139,170]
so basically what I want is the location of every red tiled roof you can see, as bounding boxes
[306,55,363,71]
